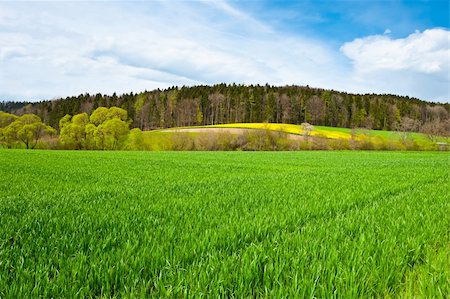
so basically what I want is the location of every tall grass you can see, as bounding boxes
[0,150,448,297]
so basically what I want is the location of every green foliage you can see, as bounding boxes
[58,114,71,129]
[196,107,203,124]
[107,106,128,122]
[0,151,448,297]
[60,113,89,149]
[2,121,22,147]
[72,113,89,126]
[1,114,55,149]
[134,93,146,112]
[125,128,145,150]
[96,118,130,150]
[89,106,109,125]
[60,107,131,150]
[84,123,97,149]
[0,111,18,128]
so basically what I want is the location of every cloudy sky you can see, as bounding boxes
[0,0,449,102]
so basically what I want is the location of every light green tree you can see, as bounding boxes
[84,123,97,149]
[125,128,144,150]
[59,113,89,149]
[3,114,55,149]
[0,111,18,128]
[89,107,109,126]
[88,107,130,149]
[58,106,132,150]
[90,106,128,125]
[59,114,72,129]
[96,118,129,150]
[0,112,19,148]
[134,94,146,112]
[107,107,128,122]
[2,121,22,147]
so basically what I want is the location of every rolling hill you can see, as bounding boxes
[142,123,444,151]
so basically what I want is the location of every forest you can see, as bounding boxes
[1,84,449,134]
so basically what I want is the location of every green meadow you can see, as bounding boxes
[0,150,448,297]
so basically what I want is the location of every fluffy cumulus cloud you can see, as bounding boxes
[341,29,449,101]
[341,29,449,74]
[0,1,448,102]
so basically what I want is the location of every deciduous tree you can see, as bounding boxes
[301,122,314,140]
[60,113,89,149]
[3,114,55,149]
[96,118,130,150]
[125,128,145,150]
[0,111,18,128]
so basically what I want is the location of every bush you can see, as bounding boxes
[171,133,195,151]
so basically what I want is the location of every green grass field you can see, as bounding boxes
[0,150,449,297]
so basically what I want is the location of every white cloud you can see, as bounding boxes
[0,1,347,101]
[340,29,450,101]
[341,29,449,74]
[0,2,448,102]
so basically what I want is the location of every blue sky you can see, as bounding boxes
[0,0,448,102]
[237,0,449,42]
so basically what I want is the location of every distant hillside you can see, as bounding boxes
[143,123,443,151]
[1,84,449,132]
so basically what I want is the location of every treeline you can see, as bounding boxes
[1,107,448,151]
[1,84,449,133]
[0,112,55,149]
[0,108,144,150]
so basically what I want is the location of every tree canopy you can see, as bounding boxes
[59,106,136,150]
[0,114,55,149]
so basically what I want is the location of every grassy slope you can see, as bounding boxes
[143,123,439,150]
[205,123,432,141]
[0,150,448,297]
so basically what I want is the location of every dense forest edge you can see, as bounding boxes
[1,84,449,151]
